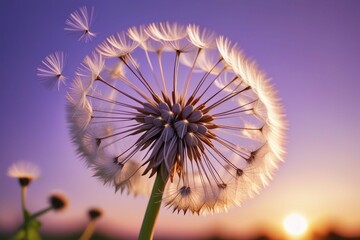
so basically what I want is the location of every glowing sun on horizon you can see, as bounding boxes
[283,213,308,237]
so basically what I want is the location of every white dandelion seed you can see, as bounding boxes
[146,22,187,42]
[108,62,126,80]
[77,52,105,84]
[37,51,66,90]
[187,24,216,49]
[65,6,96,42]
[146,22,194,52]
[128,25,149,44]
[97,31,139,58]
[67,22,286,215]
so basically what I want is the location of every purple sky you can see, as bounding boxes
[1,0,360,238]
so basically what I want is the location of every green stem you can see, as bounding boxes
[20,186,29,240]
[138,170,168,240]
[21,186,27,218]
[79,220,96,240]
[30,206,53,220]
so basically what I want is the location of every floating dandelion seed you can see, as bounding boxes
[65,6,96,42]
[67,22,286,216]
[37,51,66,90]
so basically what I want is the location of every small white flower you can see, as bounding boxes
[37,51,66,90]
[65,6,96,42]
[8,161,40,186]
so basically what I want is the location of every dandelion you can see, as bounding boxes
[88,208,103,220]
[65,6,96,42]
[67,22,286,239]
[39,192,68,214]
[29,192,69,221]
[8,161,40,212]
[7,161,68,239]
[80,208,103,240]
[8,161,40,185]
[7,161,41,240]
[49,193,68,211]
[37,51,66,90]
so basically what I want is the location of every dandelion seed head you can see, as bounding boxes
[8,161,40,186]
[67,22,286,214]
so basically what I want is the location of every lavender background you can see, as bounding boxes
[1,0,359,238]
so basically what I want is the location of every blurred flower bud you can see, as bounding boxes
[49,193,68,211]
[88,208,103,220]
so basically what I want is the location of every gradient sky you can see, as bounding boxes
[1,0,360,239]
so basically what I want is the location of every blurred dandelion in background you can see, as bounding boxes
[7,161,70,240]
[66,22,286,239]
[64,6,96,43]
[88,208,102,220]
[8,161,40,186]
[48,192,68,211]
[36,51,66,90]
[29,192,69,219]
[8,161,40,211]
[80,207,103,240]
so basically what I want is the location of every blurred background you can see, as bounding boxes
[0,0,359,239]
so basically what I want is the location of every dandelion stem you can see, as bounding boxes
[157,52,167,96]
[20,186,30,240]
[21,186,27,217]
[138,169,168,240]
[79,220,96,240]
[30,206,53,220]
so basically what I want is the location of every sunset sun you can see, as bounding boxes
[283,213,308,238]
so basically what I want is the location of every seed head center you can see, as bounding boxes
[154,102,208,140]
[138,100,215,176]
